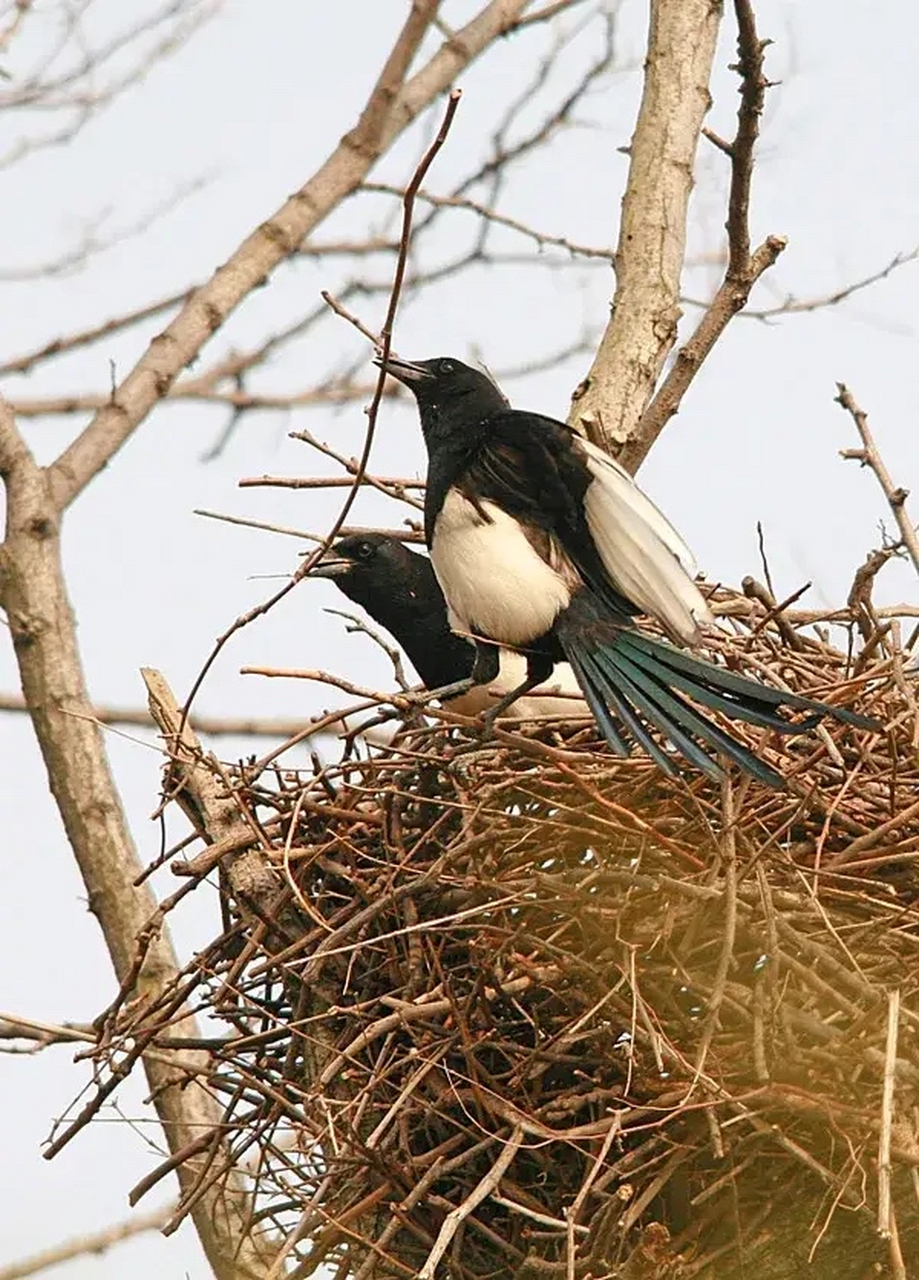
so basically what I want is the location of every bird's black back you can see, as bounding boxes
[422,403,637,622]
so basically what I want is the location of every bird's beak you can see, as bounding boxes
[306,549,354,580]
[372,352,432,386]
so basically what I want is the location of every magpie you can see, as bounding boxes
[308,532,590,722]
[376,353,878,787]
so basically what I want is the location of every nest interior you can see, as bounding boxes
[85,592,919,1278]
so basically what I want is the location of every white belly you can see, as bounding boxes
[447,653,589,721]
[431,491,572,647]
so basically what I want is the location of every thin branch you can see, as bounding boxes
[0,691,319,739]
[0,1011,95,1051]
[193,507,425,544]
[691,775,740,1081]
[417,1127,523,1279]
[622,0,785,472]
[0,177,208,282]
[0,1206,175,1280]
[877,989,900,1238]
[837,383,919,576]
[696,247,919,321]
[567,0,722,453]
[174,85,463,735]
[0,288,191,377]
[361,182,615,259]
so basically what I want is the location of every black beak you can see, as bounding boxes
[307,549,354,580]
[372,352,432,386]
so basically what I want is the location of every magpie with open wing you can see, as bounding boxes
[376,354,877,787]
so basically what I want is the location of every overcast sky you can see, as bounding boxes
[0,1,916,1275]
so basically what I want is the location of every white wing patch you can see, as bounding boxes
[431,490,573,647]
[579,440,713,643]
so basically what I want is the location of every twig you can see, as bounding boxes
[737,247,919,321]
[837,383,919,576]
[878,988,900,1238]
[742,576,808,650]
[847,545,898,644]
[194,508,426,545]
[0,1011,96,1050]
[755,520,776,598]
[176,86,462,737]
[888,1202,909,1280]
[240,473,425,491]
[320,290,380,344]
[692,775,740,1082]
[362,182,615,259]
[417,1127,523,1279]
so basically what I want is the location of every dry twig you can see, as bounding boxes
[837,383,919,577]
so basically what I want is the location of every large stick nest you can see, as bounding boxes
[90,590,919,1277]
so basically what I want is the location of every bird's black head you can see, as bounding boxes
[308,533,435,615]
[374,354,507,428]
[307,533,474,689]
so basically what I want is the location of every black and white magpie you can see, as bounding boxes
[376,354,877,787]
[308,532,589,722]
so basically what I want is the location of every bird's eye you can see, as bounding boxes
[438,359,456,375]
[355,541,374,560]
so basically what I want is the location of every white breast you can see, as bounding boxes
[431,491,572,647]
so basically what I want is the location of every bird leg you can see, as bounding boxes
[399,640,501,709]
[480,650,556,736]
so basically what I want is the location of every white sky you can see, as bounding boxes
[0,1,916,1275]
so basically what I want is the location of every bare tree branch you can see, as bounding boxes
[0,2,215,169]
[0,1205,175,1280]
[0,398,272,1278]
[567,0,722,452]
[46,0,531,513]
[619,0,785,472]
[0,288,190,377]
[0,691,326,740]
[689,246,919,321]
[0,177,209,282]
[361,181,615,259]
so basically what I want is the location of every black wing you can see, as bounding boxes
[454,409,638,619]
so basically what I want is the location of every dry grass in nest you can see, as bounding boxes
[64,590,919,1277]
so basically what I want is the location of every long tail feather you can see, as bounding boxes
[556,595,876,786]
[623,632,877,730]
[580,651,681,777]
